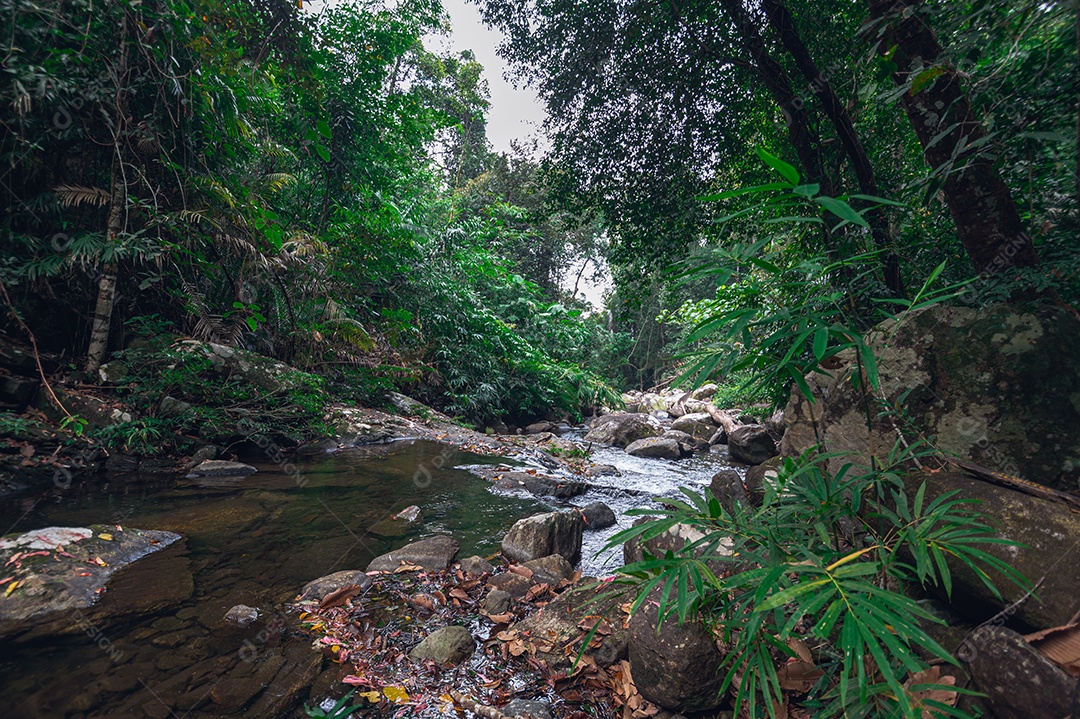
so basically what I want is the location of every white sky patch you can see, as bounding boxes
[427,0,547,155]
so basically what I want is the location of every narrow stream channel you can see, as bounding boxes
[0,432,739,719]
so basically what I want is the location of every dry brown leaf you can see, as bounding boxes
[508,564,534,579]
[318,584,363,610]
[1025,622,1080,676]
[393,562,423,573]
[776,660,824,693]
[903,666,958,718]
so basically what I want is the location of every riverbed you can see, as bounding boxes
[0,433,737,718]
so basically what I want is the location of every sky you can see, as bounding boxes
[426,0,547,154]
[429,2,610,310]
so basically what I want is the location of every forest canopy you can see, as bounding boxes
[1,0,1077,430]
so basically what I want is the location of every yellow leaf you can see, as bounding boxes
[382,685,410,703]
[357,690,381,703]
[826,546,877,572]
[98,533,113,541]
[4,581,18,597]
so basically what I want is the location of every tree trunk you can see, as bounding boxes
[84,11,130,375]
[762,0,904,296]
[713,0,830,197]
[867,0,1038,274]
[1075,3,1079,210]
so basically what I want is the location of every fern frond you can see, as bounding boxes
[53,185,110,208]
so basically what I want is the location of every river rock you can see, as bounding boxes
[484,589,512,614]
[0,526,182,639]
[513,583,629,669]
[709,470,751,515]
[585,464,620,478]
[410,625,475,663]
[628,589,725,712]
[625,437,685,460]
[580,501,617,530]
[962,625,1077,719]
[460,555,494,576]
[224,605,259,627]
[744,456,781,504]
[367,505,423,538]
[187,460,257,478]
[708,427,728,445]
[691,384,718,401]
[727,424,777,465]
[367,535,459,573]
[523,555,573,585]
[624,518,732,567]
[663,430,708,453]
[906,471,1080,630]
[782,304,1080,489]
[671,412,716,441]
[584,413,663,447]
[493,471,587,499]
[298,570,373,603]
[501,511,583,565]
[503,699,554,719]
[525,421,559,434]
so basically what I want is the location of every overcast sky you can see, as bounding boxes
[426,0,548,154]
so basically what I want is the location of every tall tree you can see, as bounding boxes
[866,0,1039,274]
[760,0,903,295]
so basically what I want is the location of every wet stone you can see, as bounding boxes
[484,589,512,615]
[150,631,189,649]
[504,699,554,719]
[151,616,185,632]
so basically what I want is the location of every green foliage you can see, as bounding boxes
[668,151,965,405]
[0,412,41,439]
[605,442,1027,718]
[93,419,172,456]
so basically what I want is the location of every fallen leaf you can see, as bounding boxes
[394,563,423,573]
[319,584,363,611]
[382,685,410,703]
[1025,623,1080,676]
[508,565,534,579]
[903,666,958,718]
[3,580,18,597]
[97,533,113,541]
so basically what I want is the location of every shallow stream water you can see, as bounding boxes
[0,433,737,718]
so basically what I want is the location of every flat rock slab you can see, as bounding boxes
[492,471,588,499]
[0,525,181,638]
[501,511,583,565]
[410,625,475,663]
[367,535,459,573]
[187,460,257,478]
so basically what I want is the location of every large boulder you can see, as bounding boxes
[367,535,459,573]
[962,625,1077,719]
[175,340,320,394]
[501,511,583,565]
[628,589,725,712]
[782,304,1080,490]
[728,424,777,465]
[624,437,685,460]
[584,413,663,448]
[905,471,1080,630]
[670,412,716,441]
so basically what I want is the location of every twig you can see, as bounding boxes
[976,576,1045,629]
[0,280,72,418]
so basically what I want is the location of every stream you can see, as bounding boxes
[0,431,739,719]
